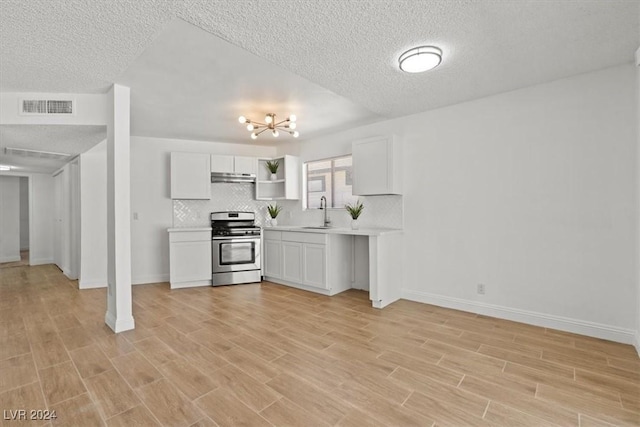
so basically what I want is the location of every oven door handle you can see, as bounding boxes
[212,236,261,241]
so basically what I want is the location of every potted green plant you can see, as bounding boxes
[265,160,280,181]
[345,200,364,230]
[267,204,283,226]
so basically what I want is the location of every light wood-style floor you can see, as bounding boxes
[0,251,29,269]
[0,264,638,427]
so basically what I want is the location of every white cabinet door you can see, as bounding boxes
[170,152,211,200]
[303,243,327,289]
[169,240,212,283]
[234,156,257,175]
[264,239,282,279]
[283,155,300,200]
[210,155,235,173]
[352,136,401,195]
[282,241,303,283]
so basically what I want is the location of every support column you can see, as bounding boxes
[635,46,640,356]
[105,84,135,333]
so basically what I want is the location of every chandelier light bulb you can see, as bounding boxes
[265,114,273,124]
[250,132,258,139]
[238,116,246,123]
[272,129,279,137]
[288,122,296,129]
[292,131,299,138]
[247,124,254,131]
[289,114,297,122]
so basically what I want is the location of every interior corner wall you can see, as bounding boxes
[79,140,108,288]
[19,177,29,250]
[299,63,638,344]
[0,176,21,263]
[129,136,277,285]
[28,173,54,265]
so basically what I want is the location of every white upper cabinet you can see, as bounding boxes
[210,155,234,173]
[211,155,257,175]
[352,135,402,195]
[170,152,211,200]
[234,156,257,175]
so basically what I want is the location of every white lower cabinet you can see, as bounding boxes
[303,243,326,289]
[263,239,282,279]
[169,230,211,289]
[263,230,351,295]
[282,241,303,283]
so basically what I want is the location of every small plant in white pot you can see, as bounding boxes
[267,204,283,226]
[345,200,364,230]
[265,160,280,181]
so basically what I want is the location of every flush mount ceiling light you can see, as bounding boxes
[398,46,442,73]
[238,113,299,140]
[0,165,11,171]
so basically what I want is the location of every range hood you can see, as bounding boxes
[211,172,256,183]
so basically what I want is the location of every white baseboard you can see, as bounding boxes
[79,278,107,289]
[79,275,169,289]
[170,280,211,289]
[132,274,169,285]
[28,258,53,266]
[402,289,636,345]
[105,311,135,333]
[0,255,21,263]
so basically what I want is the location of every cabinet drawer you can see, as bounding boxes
[281,231,306,243]
[282,231,327,244]
[264,230,282,241]
[169,230,211,243]
[304,233,327,244]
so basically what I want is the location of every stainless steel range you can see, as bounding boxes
[210,211,261,286]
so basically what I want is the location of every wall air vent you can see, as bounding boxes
[20,99,74,115]
[4,147,74,161]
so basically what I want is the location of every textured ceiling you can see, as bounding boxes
[118,19,379,143]
[0,125,106,173]
[1,0,638,138]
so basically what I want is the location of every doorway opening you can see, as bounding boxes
[0,176,29,268]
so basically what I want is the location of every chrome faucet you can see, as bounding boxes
[320,196,331,227]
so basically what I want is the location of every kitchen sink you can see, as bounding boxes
[301,226,332,229]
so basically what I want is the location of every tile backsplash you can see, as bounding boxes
[173,183,403,229]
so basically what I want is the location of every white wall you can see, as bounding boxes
[294,64,638,343]
[0,92,106,125]
[79,140,107,288]
[0,176,20,263]
[19,177,29,250]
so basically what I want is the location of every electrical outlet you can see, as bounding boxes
[133,212,139,220]
[477,284,486,295]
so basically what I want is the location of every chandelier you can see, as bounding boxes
[238,113,299,139]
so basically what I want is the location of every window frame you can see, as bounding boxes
[303,154,356,210]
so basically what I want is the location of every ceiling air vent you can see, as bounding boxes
[4,147,74,161]
[20,99,74,115]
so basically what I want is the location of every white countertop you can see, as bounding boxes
[167,225,402,236]
[167,227,212,232]
[265,225,402,236]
